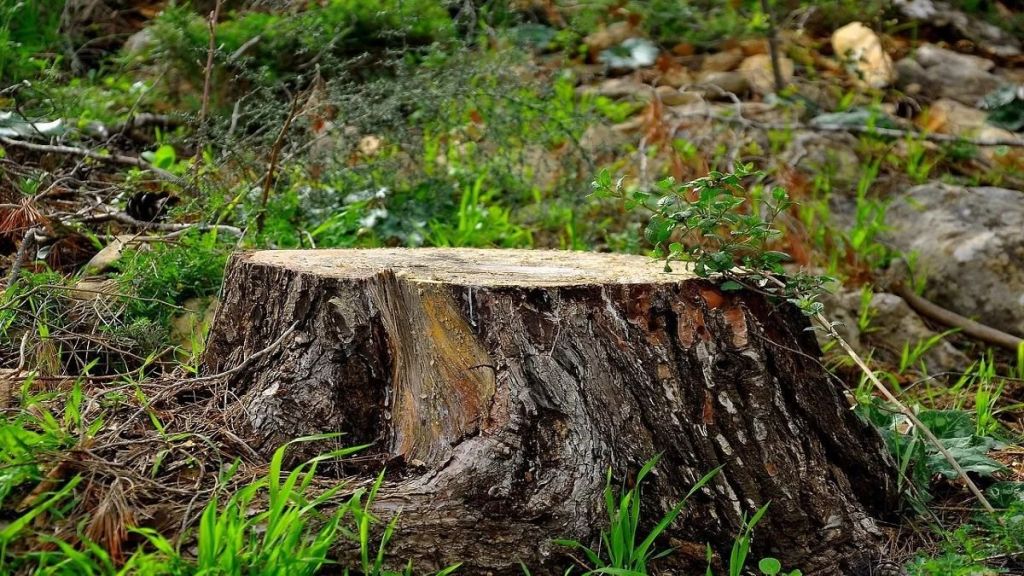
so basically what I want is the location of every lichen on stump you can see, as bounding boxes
[202,248,897,574]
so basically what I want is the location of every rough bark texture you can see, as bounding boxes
[202,248,897,575]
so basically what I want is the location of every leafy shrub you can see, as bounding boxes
[147,0,456,95]
[113,231,230,327]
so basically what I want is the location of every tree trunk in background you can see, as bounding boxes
[202,248,897,575]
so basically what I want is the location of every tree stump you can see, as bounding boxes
[202,248,897,575]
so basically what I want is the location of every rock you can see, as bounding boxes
[885,182,1024,337]
[831,22,896,88]
[919,98,989,135]
[894,57,930,96]
[358,135,382,156]
[655,85,700,106]
[579,124,631,154]
[739,38,768,56]
[893,0,1021,58]
[659,66,694,88]
[918,98,1024,166]
[701,48,744,73]
[697,70,749,97]
[170,297,219,358]
[819,289,968,373]
[578,78,649,100]
[914,44,994,72]
[896,44,1003,106]
[583,21,635,53]
[69,278,119,301]
[122,28,155,57]
[783,132,862,189]
[83,235,141,274]
[598,38,658,71]
[738,54,794,95]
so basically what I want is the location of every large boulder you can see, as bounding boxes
[885,183,1024,337]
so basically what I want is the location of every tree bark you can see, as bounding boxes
[202,248,897,575]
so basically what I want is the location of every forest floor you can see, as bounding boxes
[2,0,1024,574]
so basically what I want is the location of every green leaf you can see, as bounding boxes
[644,217,674,246]
[758,557,782,575]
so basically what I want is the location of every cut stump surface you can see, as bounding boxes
[203,248,896,575]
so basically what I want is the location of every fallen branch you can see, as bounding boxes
[891,283,1023,352]
[0,136,182,182]
[80,212,245,237]
[821,308,997,515]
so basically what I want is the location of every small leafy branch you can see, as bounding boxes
[591,164,829,316]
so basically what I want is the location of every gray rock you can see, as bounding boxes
[896,44,1004,105]
[819,289,968,374]
[894,0,1021,57]
[783,132,862,189]
[885,182,1024,337]
[915,44,994,72]
[122,28,155,57]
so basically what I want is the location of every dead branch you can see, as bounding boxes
[0,137,182,182]
[79,211,244,237]
[892,283,1023,352]
[256,92,303,233]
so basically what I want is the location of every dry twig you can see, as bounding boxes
[0,136,182,182]
[80,211,244,237]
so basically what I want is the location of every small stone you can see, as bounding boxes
[919,98,1023,166]
[831,22,895,88]
[917,98,988,135]
[701,48,744,73]
[738,54,794,95]
[122,28,155,57]
[69,279,119,301]
[903,44,1003,105]
[659,66,694,88]
[358,135,382,156]
[698,70,749,97]
[739,39,769,56]
[655,85,700,106]
[583,21,635,53]
[578,78,649,100]
[83,235,142,274]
